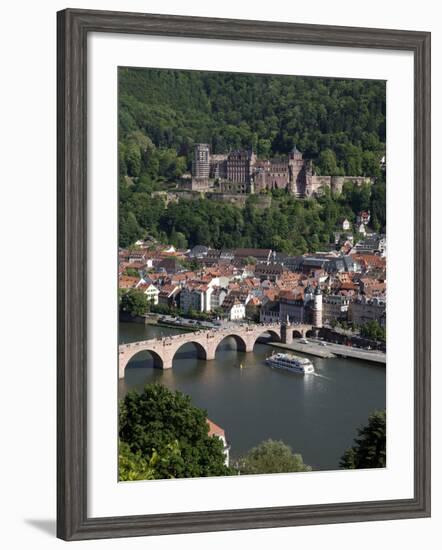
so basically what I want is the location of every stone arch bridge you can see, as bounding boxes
[119,322,314,378]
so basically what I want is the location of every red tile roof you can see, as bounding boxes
[207,419,225,438]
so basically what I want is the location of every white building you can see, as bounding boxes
[341,218,351,231]
[141,283,159,305]
[222,297,246,321]
[179,285,213,313]
[207,419,230,467]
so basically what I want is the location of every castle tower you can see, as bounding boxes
[313,285,323,328]
[192,143,210,179]
[288,145,306,197]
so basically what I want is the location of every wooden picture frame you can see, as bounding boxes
[57,8,431,541]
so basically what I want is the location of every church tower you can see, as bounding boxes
[313,285,323,328]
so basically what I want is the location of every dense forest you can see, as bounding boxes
[120,182,386,253]
[118,68,386,250]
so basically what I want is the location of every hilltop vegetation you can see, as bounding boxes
[118,68,386,250]
[119,68,385,179]
[119,181,386,252]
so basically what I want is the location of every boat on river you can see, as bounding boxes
[265,352,315,374]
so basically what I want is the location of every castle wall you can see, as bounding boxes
[189,144,374,199]
[308,175,332,196]
[254,161,290,192]
[330,176,372,194]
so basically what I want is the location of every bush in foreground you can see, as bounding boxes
[119,384,231,480]
[234,439,311,475]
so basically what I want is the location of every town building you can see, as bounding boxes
[349,296,386,327]
[222,295,246,321]
[234,248,272,264]
[139,282,160,305]
[322,294,350,323]
[340,218,351,231]
[158,284,180,308]
[207,419,230,467]
[210,287,228,310]
[254,262,284,281]
[179,285,213,313]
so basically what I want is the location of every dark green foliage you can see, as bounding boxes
[359,320,386,343]
[119,440,182,481]
[119,384,231,479]
[124,267,140,277]
[370,179,386,232]
[119,68,385,175]
[120,289,148,317]
[119,180,380,251]
[234,439,311,475]
[340,410,386,469]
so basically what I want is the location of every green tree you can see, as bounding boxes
[125,267,140,277]
[340,410,386,469]
[119,440,182,481]
[120,289,148,317]
[235,439,311,475]
[119,384,231,479]
[119,211,143,248]
[360,320,386,343]
[317,148,341,176]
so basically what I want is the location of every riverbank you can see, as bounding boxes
[269,341,335,358]
[119,313,195,332]
[268,340,386,364]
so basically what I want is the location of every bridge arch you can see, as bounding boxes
[252,328,281,347]
[292,329,304,339]
[215,333,248,353]
[121,348,164,377]
[172,340,208,363]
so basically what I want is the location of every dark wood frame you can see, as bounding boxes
[57,8,431,541]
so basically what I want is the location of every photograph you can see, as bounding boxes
[117,67,387,481]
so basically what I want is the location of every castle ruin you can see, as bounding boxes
[185,144,372,198]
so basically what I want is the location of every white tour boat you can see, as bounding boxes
[265,352,315,374]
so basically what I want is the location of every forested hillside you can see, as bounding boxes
[118,68,386,250]
[119,68,385,179]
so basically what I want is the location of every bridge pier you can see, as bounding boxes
[245,341,254,353]
[119,360,125,380]
[281,324,293,345]
[205,346,216,361]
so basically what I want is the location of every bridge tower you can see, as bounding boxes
[313,285,323,328]
[281,315,293,345]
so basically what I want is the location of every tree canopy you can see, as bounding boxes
[119,384,231,479]
[119,288,148,317]
[119,440,182,481]
[119,68,385,178]
[360,320,386,343]
[119,181,385,252]
[340,410,386,469]
[234,439,311,475]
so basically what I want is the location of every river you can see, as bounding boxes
[118,322,386,471]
